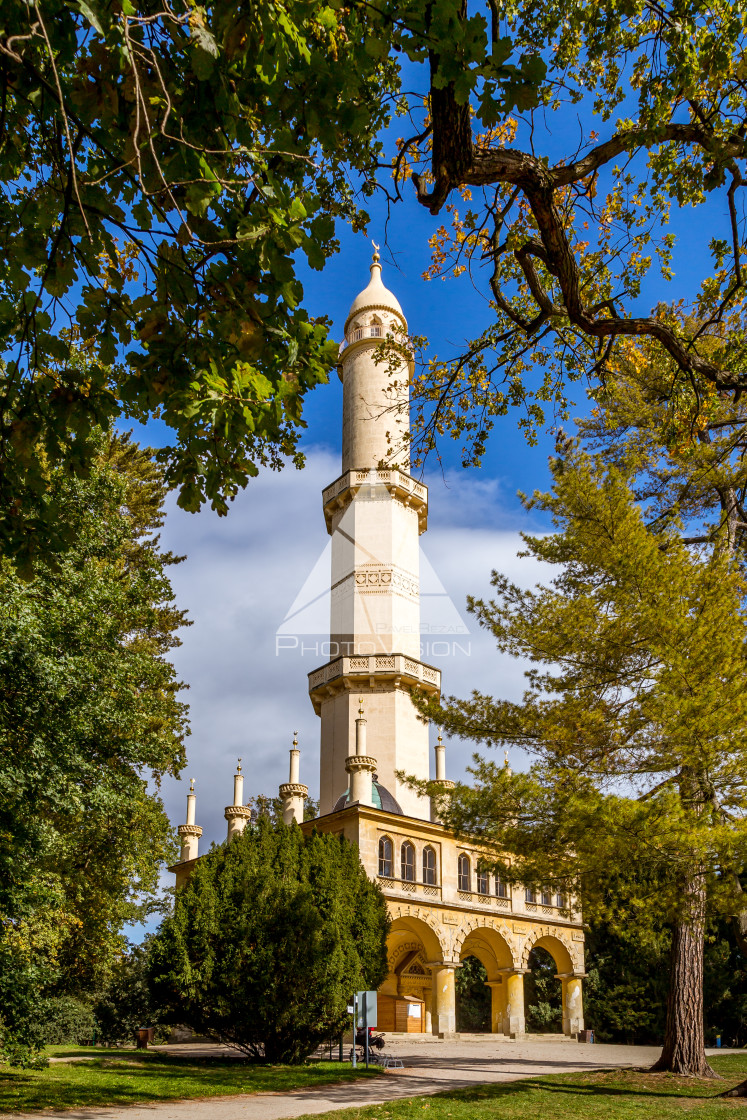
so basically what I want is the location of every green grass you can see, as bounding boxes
[0,1050,380,1114]
[296,1055,747,1120]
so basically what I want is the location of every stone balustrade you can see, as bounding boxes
[322,468,428,534]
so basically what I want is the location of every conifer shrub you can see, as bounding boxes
[148,819,389,1063]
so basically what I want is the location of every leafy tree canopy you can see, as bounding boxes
[368,0,747,469]
[8,0,747,555]
[0,433,188,1064]
[0,0,396,562]
[149,819,389,1063]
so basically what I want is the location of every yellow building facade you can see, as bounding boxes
[173,250,585,1038]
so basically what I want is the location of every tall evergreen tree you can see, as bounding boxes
[419,449,747,1077]
[149,819,389,1063]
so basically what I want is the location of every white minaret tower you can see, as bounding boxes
[309,247,441,818]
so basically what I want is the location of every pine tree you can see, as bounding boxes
[421,449,747,1077]
[148,819,389,1063]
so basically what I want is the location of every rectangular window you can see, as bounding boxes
[525,887,537,904]
[477,870,489,895]
[540,887,552,906]
[495,876,508,898]
[556,891,566,909]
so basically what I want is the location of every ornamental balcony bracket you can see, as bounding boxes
[223,805,254,821]
[278,782,309,798]
[308,653,441,714]
[322,469,428,535]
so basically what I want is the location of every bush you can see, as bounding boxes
[39,997,95,1045]
[148,819,390,1062]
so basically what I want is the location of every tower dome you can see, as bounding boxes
[344,245,407,333]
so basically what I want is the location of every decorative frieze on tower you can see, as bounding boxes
[310,250,440,819]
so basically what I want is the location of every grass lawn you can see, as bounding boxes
[297,1054,747,1120]
[0,1048,379,1114]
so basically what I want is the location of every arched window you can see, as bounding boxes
[525,886,537,904]
[423,846,437,885]
[555,890,566,909]
[401,841,415,881]
[378,836,393,878]
[476,867,489,895]
[495,875,508,898]
[370,313,383,338]
[540,886,552,906]
[458,853,471,892]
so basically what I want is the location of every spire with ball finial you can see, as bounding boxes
[279,730,308,825]
[178,776,202,861]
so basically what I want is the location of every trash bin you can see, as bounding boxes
[577,1029,595,1043]
[135,1027,156,1049]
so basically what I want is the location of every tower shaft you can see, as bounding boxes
[310,254,440,819]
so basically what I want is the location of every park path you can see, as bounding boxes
[1,1038,730,1120]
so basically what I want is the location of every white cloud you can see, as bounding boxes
[158,448,547,856]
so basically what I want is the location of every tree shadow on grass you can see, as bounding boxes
[425,1071,732,1109]
[0,1057,379,1114]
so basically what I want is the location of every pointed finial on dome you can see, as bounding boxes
[371,239,380,264]
[236,757,242,774]
[358,697,365,718]
[504,750,510,768]
[293,730,298,748]
[437,729,443,746]
[189,777,195,793]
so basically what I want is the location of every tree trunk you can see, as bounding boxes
[413,0,473,214]
[649,866,718,1078]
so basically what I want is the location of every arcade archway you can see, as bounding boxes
[457,926,514,1034]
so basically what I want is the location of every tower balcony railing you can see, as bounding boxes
[322,468,428,534]
[308,653,441,704]
[338,324,385,356]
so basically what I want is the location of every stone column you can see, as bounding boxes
[423,986,433,1035]
[487,980,507,1035]
[431,963,458,1037]
[504,970,526,1037]
[560,975,584,1036]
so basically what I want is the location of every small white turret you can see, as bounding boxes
[224,758,253,841]
[178,778,203,861]
[345,699,377,806]
[279,733,308,825]
[430,732,455,823]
